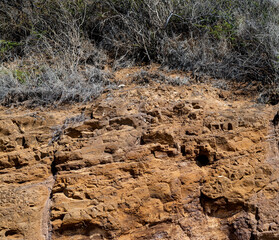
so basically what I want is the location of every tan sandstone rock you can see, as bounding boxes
[1,71,279,239]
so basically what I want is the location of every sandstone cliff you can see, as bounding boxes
[1,67,279,239]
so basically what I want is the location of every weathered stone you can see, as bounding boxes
[1,73,279,239]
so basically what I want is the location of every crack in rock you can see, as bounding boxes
[41,176,56,240]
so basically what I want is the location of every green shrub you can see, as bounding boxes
[12,69,29,84]
[0,40,22,61]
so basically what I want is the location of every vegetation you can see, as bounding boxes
[0,0,279,105]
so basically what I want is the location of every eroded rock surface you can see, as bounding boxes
[1,80,279,239]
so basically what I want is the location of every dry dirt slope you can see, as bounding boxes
[1,69,279,239]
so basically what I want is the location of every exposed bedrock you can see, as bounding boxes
[1,83,279,239]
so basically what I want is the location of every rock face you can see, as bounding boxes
[1,78,279,239]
